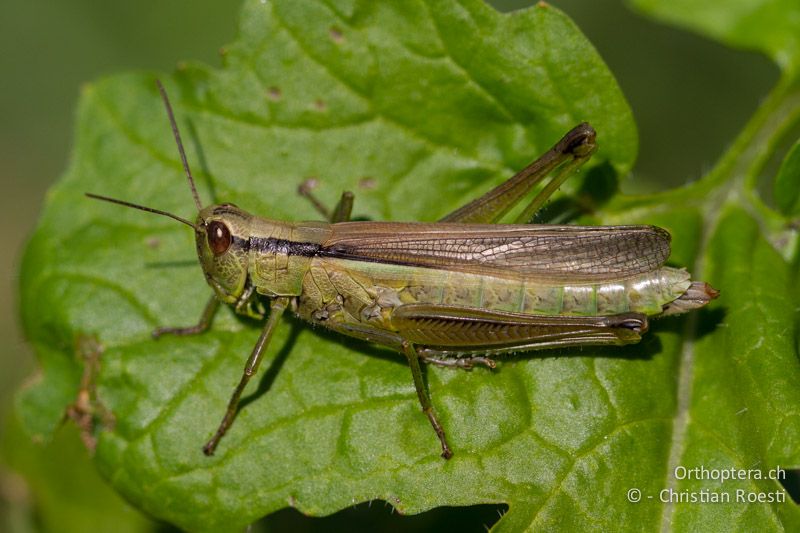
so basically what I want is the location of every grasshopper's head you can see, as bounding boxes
[85,80,260,307]
[195,204,253,304]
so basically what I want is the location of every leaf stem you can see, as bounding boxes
[707,70,800,217]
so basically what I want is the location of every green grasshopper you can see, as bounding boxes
[87,81,718,459]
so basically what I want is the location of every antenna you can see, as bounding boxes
[85,193,197,229]
[156,79,203,211]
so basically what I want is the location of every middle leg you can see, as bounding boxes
[402,340,453,459]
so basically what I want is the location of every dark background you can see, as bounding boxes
[0,0,776,530]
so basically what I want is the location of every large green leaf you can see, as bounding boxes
[16,0,800,530]
[1,413,157,533]
[629,0,800,72]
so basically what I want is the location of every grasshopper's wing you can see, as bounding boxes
[323,222,671,282]
[389,304,648,353]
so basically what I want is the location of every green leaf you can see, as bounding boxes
[775,138,800,215]
[1,413,157,533]
[628,0,800,71]
[16,0,800,531]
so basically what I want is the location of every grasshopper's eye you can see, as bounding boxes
[207,221,232,255]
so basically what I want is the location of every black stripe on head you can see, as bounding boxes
[231,235,250,253]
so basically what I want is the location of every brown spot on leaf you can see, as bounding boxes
[64,335,115,454]
[329,26,344,43]
[358,177,377,189]
[267,86,282,101]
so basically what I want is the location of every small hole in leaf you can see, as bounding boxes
[778,468,800,503]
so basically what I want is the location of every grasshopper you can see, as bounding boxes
[87,81,718,459]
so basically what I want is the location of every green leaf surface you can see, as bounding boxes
[775,138,800,215]
[1,413,157,533]
[17,0,800,531]
[628,0,800,71]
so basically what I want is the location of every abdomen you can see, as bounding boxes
[297,258,691,331]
